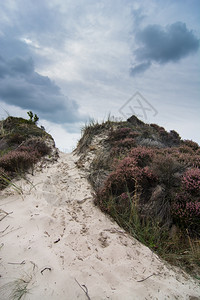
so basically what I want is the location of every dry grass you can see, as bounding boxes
[0,276,32,300]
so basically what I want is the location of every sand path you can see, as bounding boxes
[0,152,200,299]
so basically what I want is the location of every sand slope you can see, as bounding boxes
[0,152,200,299]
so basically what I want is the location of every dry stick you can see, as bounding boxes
[0,225,10,234]
[8,260,26,265]
[30,261,37,271]
[54,238,60,243]
[41,267,52,275]
[137,272,162,282]
[75,278,91,300]
[0,210,13,222]
[0,226,22,237]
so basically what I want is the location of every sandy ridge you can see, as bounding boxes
[0,152,200,299]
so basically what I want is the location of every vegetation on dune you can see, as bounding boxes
[76,115,200,278]
[0,112,57,189]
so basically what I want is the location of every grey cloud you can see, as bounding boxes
[130,61,151,76]
[1,1,66,48]
[0,2,88,128]
[131,22,199,76]
[0,56,86,125]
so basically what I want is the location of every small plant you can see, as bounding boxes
[182,168,200,196]
[129,146,155,167]
[22,137,51,157]
[0,173,23,194]
[0,149,38,173]
[183,140,199,151]
[172,201,200,230]
[27,111,33,121]
[109,127,132,141]
[0,276,31,300]
[27,111,39,124]
[0,167,9,189]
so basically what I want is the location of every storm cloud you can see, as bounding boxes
[0,56,85,124]
[131,22,199,76]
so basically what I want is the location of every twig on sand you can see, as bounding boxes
[54,238,60,243]
[30,261,37,271]
[75,278,91,300]
[137,272,161,282]
[41,267,52,275]
[0,209,13,222]
[0,225,10,234]
[0,226,22,237]
[8,260,26,265]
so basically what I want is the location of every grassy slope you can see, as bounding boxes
[0,116,57,189]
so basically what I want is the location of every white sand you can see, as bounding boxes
[0,152,200,299]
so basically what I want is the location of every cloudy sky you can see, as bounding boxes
[0,0,199,151]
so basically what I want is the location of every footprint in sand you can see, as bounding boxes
[98,232,110,248]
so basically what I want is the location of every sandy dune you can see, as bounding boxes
[0,152,200,299]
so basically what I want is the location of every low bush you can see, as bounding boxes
[129,146,155,167]
[108,127,132,141]
[112,137,136,149]
[172,200,200,232]
[0,149,38,173]
[178,145,194,154]
[7,133,25,146]
[23,138,51,156]
[111,138,136,156]
[182,168,200,196]
[95,155,157,214]
[183,140,199,151]
[151,154,183,189]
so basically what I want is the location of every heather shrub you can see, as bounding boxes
[171,168,200,234]
[182,168,200,196]
[109,127,132,141]
[183,140,199,151]
[169,130,181,140]
[150,124,167,136]
[178,145,194,154]
[150,125,181,146]
[7,133,24,146]
[112,137,136,149]
[108,127,138,142]
[175,152,200,168]
[95,155,157,213]
[0,149,38,173]
[129,146,155,167]
[23,138,51,156]
[172,200,200,231]
[111,138,136,156]
[150,123,163,131]
[168,130,181,145]
[196,148,200,155]
[151,154,183,189]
